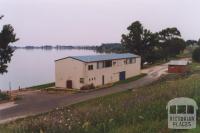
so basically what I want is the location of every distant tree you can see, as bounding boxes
[186,40,197,46]
[158,28,184,60]
[0,15,18,74]
[96,43,124,53]
[121,21,159,67]
[168,38,186,56]
[192,47,200,62]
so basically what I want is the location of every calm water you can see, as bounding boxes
[0,49,98,91]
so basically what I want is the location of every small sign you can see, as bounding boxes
[166,97,198,129]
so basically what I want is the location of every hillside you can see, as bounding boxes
[1,63,200,133]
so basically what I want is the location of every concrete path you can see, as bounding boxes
[0,63,169,123]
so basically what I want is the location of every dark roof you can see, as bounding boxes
[55,53,139,62]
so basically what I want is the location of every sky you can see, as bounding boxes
[1,0,200,46]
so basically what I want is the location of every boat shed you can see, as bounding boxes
[168,60,189,73]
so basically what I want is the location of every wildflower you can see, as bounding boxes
[138,115,144,120]
[109,118,114,123]
[40,129,44,133]
[82,121,90,129]
[68,125,71,130]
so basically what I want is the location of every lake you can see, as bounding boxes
[0,49,98,91]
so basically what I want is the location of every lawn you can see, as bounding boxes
[1,63,200,133]
[0,92,10,101]
[28,82,55,90]
[113,73,147,85]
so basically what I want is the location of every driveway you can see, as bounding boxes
[0,63,169,123]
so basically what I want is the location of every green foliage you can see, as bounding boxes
[0,16,18,74]
[0,92,10,101]
[114,73,147,85]
[192,47,200,62]
[186,40,198,46]
[121,21,187,67]
[121,21,158,67]
[80,84,95,90]
[158,28,186,60]
[29,82,55,90]
[96,43,124,53]
[1,63,200,133]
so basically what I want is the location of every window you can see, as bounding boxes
[80,78,84,83]
[187,105,194,114]
[170,105,176,114]
[177,105,186,114]
[113,61,116,66]
[124,60,127,64]
[129,58,133,64]
[132,58,136,63]
[125,58,136,64]
[97,62,104,69]
[88,65,93,70]
[97,60,112,69]
[105,60,112,67]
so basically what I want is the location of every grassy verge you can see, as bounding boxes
[28,82,55,90]
[1,64,200,133]
[0,92,10,101]
[113,73,147,85]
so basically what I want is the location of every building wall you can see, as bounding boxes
[55,57,141,89]
[55,58,86,89]
[84,57,141,87]
[168,65,188,73]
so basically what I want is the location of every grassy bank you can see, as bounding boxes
[113,73,147,86]
[0,92,10,101]
[28,82,55,90]
[1,64,200,133]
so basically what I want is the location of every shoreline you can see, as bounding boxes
[0,82,55,93]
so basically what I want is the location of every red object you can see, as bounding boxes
[168,65,188,73]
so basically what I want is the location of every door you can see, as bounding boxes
[119,71,126,81]
[66,80,72,88]
[102,75,105,85]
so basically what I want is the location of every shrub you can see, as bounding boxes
[80,84,95,90]
[0,92,10,101]
[192,47,200,62]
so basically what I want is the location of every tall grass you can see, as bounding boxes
[0,92,10,101]
[29,82,55,90]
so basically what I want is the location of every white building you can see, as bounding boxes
[55,53,141,89]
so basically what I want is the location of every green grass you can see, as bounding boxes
[28,82,55,90]
[114,73,147,85]
[0,92,10,101]
[1,64,200,133]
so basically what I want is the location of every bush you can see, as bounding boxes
[0,92,10,101]
[80,84,95,90]
[192,47,200,62]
